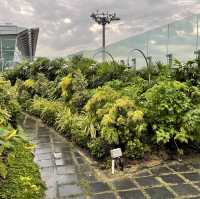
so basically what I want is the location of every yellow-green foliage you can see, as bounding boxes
[31,97,64,126]
[84,86,119,118]
[101,97,146,144]
[55,108,73,134]
[0,77,44,199]
[0,76,20,121]
[0,138,45,199]
[30,98,47,116]
[0,108,10,126]
[24,79,36,89]
[60,74,72,97]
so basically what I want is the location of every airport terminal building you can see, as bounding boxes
[0,24,39,71]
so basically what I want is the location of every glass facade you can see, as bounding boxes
[0,25,39,71]
[0,37,16,70]
[84,14,200,68]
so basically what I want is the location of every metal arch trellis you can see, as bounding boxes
[92,50,115,63]
[128,48,151,84]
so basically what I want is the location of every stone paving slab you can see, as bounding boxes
[118,190,146,199]
[21,114,200,199]
[92,192,116,199]
[112,178,138,190]
[145,187,174,199]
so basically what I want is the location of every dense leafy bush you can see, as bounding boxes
[0,77,45,199]
[55,108,73,135]
[87,138,109,159]
[5,55,200,160]
[0,138,45,199]
[125,139,147,159]
[30,97,63,126]
[0,77,20,127]
[173,59,200,85]
[141,81,193,151]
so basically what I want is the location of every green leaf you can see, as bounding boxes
[0,160,8,179]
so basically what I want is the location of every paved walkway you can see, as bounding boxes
[21,115,200,199]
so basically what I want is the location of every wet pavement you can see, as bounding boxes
[22,114,200,199]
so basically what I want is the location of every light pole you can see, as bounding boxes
[90,11,120,62]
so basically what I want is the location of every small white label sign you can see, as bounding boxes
[110,148,122,159]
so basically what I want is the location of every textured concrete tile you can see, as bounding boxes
[169,164,191,173]
[81,172,97,182]
[151,166,172,176]
[135,176,160,187]
[161,174,184,184]
[38,159,54,168]
[171,184,200,196]
[145,186,174,199]
[37,153,52,160]
[112,178,137,190]
[92,192,116,199]
[90,182,111,193]
[182,172,200,182]
[58,184,83,197]
[191,163,200,170]
[56,165,76,175]
[118,190,145,199]
[35,147,52,154]
[56,174,78,185]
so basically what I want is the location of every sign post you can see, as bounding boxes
[110,148,122,175]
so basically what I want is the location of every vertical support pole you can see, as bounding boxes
[195,15,200,64]
[166,54,173,68]
[127,58,130,67]
[112,159,115,174]
[147,56,152,68]
[167,24,170,55]
[147,56,152,83]
[1,40,3,72]
[132,58,136,71]
[146,34,149,57]
[28,29,33,62]
[102,24,106,62]
[196,15,199,52]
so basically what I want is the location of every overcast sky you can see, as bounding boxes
[0,0,200,57]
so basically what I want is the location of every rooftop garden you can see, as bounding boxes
[3,55,200,167]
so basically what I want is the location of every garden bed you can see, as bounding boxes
[4,56,200,168]
[0,76,45,199]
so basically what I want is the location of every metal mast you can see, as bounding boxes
[90,11,120,62]
[196,15,199,51]
[194,15,200,60]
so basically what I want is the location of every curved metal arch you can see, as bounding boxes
[128,48,151,84]
[128,48,149,68]
[93,50,115,63]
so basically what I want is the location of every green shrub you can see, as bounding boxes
[84,86,119,119]
[55,108,73,135]
[0,108,10,126]
[30,98,63,126]
[125,139,147,159]
[87,138,109,159]
[8,56,200,161]
[0,77,20,126]
[141,81,192,148]
[94,62,126,86]
[30,98,47,117]
[4,61,31,85]
[100,97,147,145]
[0,139,45,199]
[180,107,200,143]
[40,101,63,126]
[70,115,90,148]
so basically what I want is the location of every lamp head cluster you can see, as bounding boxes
[90,11,120,25]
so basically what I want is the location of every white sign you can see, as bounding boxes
[110,148,122,159]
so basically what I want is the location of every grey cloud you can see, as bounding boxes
[0,0,199,57]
